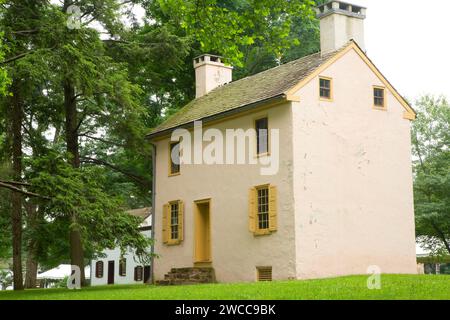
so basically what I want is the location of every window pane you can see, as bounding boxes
[119,259,126,276]
[170,142,180,174]
[134,266,143,281]
[255,118,268,155]
[320,78,330,89]
[374,88,384,107]
[319,78,331,99]
[96,261,103,278]
[257,187,269,230]
[170,203,179,240]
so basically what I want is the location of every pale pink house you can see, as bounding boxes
[147,1,417,284]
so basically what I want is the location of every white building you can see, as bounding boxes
[90,208,152,286]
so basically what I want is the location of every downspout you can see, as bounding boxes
[149,142,157,284]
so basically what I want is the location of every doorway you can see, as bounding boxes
[143,266,151,284]
[107,261,115,285]
[194,199,211,264]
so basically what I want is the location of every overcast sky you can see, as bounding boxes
[351,0,450,103]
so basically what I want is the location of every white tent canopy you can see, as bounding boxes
[37,264,91,280]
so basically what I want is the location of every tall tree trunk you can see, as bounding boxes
[64,80,86,285]
[24,204,38,289]
[9,80,24,290]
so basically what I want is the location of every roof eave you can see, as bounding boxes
[146,94,288,141]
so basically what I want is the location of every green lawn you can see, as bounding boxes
[0,275,448,300]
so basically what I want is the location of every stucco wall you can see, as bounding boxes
[320,14,365,54]
[153,105,296,283]
[195,61,233,98]
[291,48,417,279]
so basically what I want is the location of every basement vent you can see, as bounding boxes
[257,267,272,282]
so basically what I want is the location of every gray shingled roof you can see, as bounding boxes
[127,207,151,220]
[147,46,345,138]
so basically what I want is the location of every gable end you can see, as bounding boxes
[285,41,416,120]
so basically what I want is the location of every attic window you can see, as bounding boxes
[319,77,332,100]
[373,86,386,109]
[210,56,219,62]
[257,267,272,282]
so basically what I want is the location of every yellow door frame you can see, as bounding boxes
[193,198,212,265]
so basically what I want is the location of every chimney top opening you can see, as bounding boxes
[352,5,362,14]
[316,1,367,54]
[339,2,349,10]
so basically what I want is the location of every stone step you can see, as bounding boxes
[170,267,214,274]
[158,267,216,286]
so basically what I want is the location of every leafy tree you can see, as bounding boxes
[0,0,158,287]
[140,0,320,117]
[29,152,152,265]
[154,0,317,66]
[0,35,9,96]
[0,0,323,290]
[0,0,9,96]
[412,95,450,255]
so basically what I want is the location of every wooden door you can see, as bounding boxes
[107,260,115,285]
[194,200,211,263]
[143,266,151,284]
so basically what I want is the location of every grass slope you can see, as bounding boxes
[0,275,448,300]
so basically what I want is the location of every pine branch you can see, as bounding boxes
[0,179,31,187]
[0,182,50,200]
[79,134,126,148]
[80,156,150,187]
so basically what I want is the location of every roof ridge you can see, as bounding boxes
[204,50,323,95]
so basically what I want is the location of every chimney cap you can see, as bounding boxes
[193,53,224,61]
[316,1,366,19]
[193,54,232,68]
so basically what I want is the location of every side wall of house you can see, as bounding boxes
[153,104,296,283]
[291,48,417,279]
[91,229,151,286]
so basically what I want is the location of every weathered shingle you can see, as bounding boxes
[147,47,345,138]
[127,207,151,220]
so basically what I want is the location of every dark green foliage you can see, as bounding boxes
[29,152,152,265]
[0,0,323,282]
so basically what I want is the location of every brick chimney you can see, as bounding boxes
[316,1,366,54]
[193,54,233,98]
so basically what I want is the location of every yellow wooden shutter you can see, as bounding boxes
[162,203,169,244]
[248,187,257,233]
[269,185,277,232]
[178,200,184,242]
